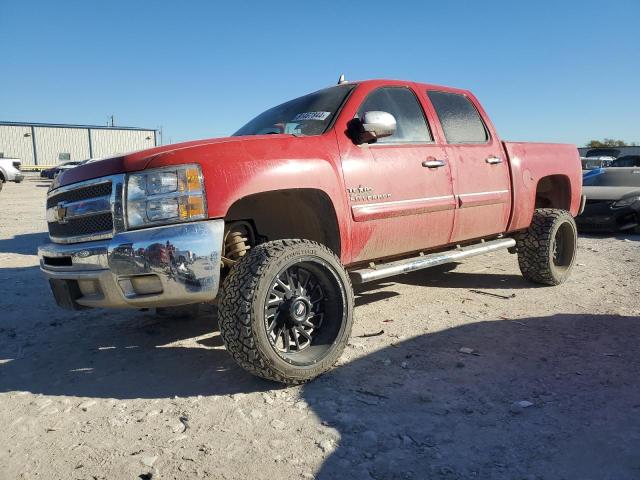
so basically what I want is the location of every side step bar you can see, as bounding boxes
[349,237,516,284]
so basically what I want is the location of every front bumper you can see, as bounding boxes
[38,219,224,310]
[576,202,639,232]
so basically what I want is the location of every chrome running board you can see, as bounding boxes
[349,237,516,284]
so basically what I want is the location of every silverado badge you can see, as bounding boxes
[347,185,392,203]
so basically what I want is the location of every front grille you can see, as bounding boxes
[47,177,118,243]
[47,182,112,209]
[48,213,114,239]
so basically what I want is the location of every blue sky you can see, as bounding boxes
[1,0,638,146]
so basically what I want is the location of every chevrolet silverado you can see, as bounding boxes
[39,79,583,383]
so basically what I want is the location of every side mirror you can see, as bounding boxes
[352,111,396,144]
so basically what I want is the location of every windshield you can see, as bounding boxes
[234,84,355,137]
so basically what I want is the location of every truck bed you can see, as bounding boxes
[502,141,583,231]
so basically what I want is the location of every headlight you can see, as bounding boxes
[126,164,207,229]
[611,196,640,209]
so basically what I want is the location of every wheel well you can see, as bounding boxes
[534,175,571,210]
[0,171,5,182]
[225,189,341,256]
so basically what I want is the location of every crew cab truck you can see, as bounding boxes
[38,79,583,384]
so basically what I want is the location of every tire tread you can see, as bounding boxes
[516,208,576,286]
[218,239,352,384]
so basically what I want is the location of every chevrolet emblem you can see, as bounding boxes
[55,202,68,224]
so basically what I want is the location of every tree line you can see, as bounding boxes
[586,139,638,147]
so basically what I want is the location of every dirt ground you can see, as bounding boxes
[1,177,639,480]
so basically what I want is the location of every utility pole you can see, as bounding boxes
[108,115,115,127]
[157,126,164,146]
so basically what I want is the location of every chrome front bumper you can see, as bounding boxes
[38,219,224,309]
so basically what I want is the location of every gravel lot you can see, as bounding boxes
[1,177,639,480]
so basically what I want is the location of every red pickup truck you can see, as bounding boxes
[39,79,583,383]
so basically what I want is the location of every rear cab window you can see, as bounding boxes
[427,91,488,144]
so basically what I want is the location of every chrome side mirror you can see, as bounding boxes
[358,111,396,143]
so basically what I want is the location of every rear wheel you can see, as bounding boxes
[218,239,353,384]
[516,208,577,285]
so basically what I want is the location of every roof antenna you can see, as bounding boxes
[337,73,347,85]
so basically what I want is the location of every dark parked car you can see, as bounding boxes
[577,166,640,232]
[609,155,640,168]
[40,160,87,179]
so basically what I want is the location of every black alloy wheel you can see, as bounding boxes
[264,262,339,363]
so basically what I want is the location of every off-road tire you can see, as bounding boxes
[516,208,577,285]
[218,239,354,384]
[0,181,3,193]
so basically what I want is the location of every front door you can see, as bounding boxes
[337,86,456,263]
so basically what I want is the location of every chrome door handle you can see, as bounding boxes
[485,156,503,164]
[422,159,446,168]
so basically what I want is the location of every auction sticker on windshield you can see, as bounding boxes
[292,111,331,121]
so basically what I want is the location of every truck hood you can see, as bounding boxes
[51,135,287,190]
[582,166,640,187]
[581,167,640,201]
[583,185,640,201]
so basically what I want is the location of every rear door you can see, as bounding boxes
[426,91,511,242]
[338,86,456,262]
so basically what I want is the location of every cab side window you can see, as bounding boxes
[357,87,432,144]
[427,91,488,144]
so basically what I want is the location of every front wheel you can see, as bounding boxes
[516,208,578,285]
[218,239,354,384]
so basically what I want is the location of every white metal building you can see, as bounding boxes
[0,121,157,167]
